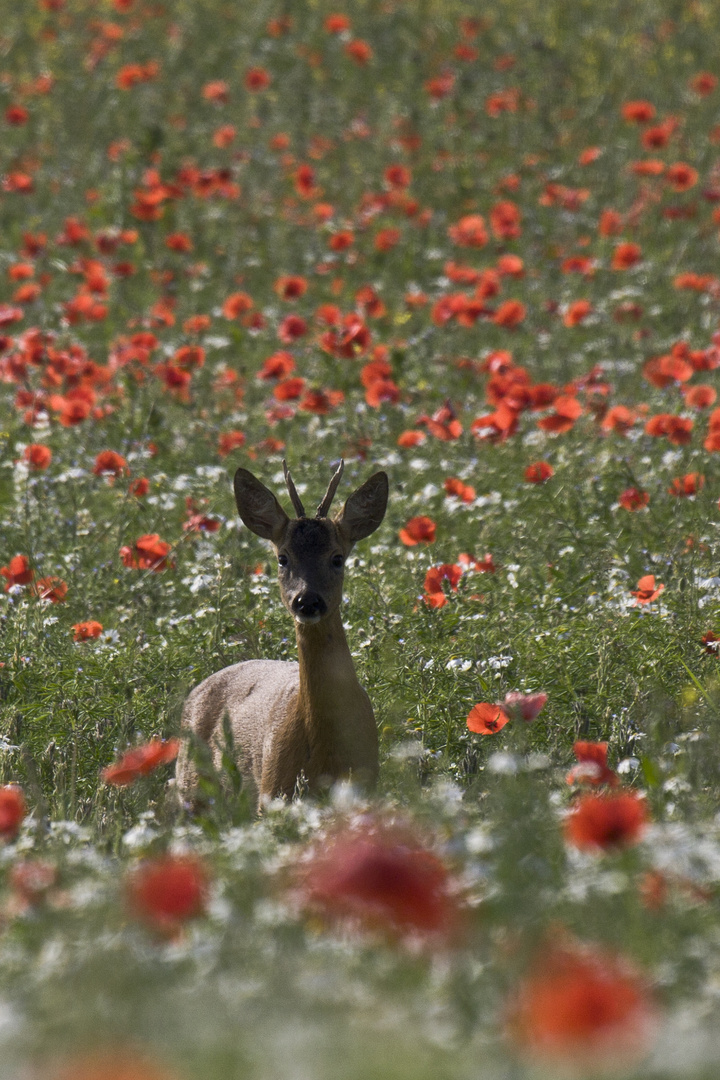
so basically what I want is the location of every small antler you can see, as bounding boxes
[316,459,345,518]
[282,459,306,518]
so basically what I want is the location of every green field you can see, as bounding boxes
[2,1,720,1076]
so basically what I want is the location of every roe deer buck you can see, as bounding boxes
[176,460,388,810]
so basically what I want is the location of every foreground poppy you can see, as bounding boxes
[126,854,210,933]
[0,785,25,839]
[566,741,618,786]
[524,461,553,483]
[502,691,547,722]
[33,576,68,603]
[295,821,460,942]
[1,554,34,590]
[509,940,655,1067]
[102,738,180,786]
[619,487,649,511]
[565,790,648,851]
[72,620,103,642]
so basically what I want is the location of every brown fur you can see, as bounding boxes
[175,464,388,810]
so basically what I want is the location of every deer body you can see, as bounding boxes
[176,462,387,810]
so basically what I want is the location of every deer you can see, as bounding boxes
[176,459,389,811]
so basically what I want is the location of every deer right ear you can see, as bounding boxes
[335,471,389,547]
[234,469,289,543]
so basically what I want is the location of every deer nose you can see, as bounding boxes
[292,591,327,618]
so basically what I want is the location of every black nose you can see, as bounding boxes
[292,592,327,617]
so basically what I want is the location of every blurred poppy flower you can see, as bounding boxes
[103,738,180,786]
[1,554,34,590]
[631,574,664,604]
[490,200,521,240]
[443,477,475,502]
[399,516,436,545]
[492,299,526,328]
[612,242,642,270]
[448,213,487,247]
[0,785,25,839]
[23,444,52,469]
[467,702,510,734]
[567,741,618,787]
[126,854,209,933]
[666,162,698,191]
[222,292,254,319]
[669,472,704,496]
[601,405,637,434]
[278,314,308,343]
[524,461,553,483]
[619,487,649,511]
[120,534,173,572]
[621,100,656,123]
[129,477,149,497]
[93,450,128,477]
[218,431,246,456]
[72,620,103,642]
[562,299,592,327]
[565,790,648,851]
[245,66,271,91]
[537,394,582,433]
[690,71,717,95]
[274,275,307,300]
[502,692,547,722]
[34,577,67,603]
[423,563,462,608]
[325,13,351,32]
[509,940,655,1067]
[397,430,425,448]
[344,39,373,64]
[295,821,460,941]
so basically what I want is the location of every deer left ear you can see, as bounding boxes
[334,471,388,546]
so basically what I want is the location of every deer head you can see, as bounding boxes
[234,461,388,624]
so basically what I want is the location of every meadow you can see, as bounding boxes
[2,0,720,1076]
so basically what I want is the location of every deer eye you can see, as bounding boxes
[331,554,344,568]
[278,553,289,567]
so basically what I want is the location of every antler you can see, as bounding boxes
[282,459,306,518]
[316,459,345,518]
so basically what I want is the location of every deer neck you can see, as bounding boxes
[294,608,361,741]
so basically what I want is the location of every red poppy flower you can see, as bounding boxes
[490,200,522,240]
[621,99,656,123]
[93,450,128,477]
[72,621,103,642]
[631,574,664,604]
[384,164,411,189]
[492,299,526,328]
[619,487,649,511]
[0,785,25,839]
[374,227,401,251]
[126,854,209,933]
[524,461,553,483]
[448,214,488,247]
[668,472,704,497]
[1,554,34,590]
[702,631,720,654]
[601,405,637,434]
[467,702,510,734]
[423,563,463,608]
[537,395,583,433]
[213,123,236,148]
[245,66,271,91]
[129,477,149,497]
[344,39,373,64]
[509,940,655,1066]
[502,692,547,722]
[690,71,717,96]
[258,351,295,380]
[273,274,307,301]
[565,790,648,851]
[325,13,351,32]
[5,104,29,125]
[666,162,698,191]
[217,431,246,456]
[222,292,254,319]
[33,577,67,603]
[399,516,436,545]
[278,314,308,343]
[612,242,642,270]
[566,741,618,787]
[102,738,180,786]
[120,534,173,572]
[397,430,425,448]
[23,444,52,470]
[425,71,455,98]
[562,299,592,327]
[295,822,459,940]
[443,477,475,503]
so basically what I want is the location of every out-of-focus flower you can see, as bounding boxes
[126,855,209,933]
[566,741,619,787]
[120,534,173,572]
[72,621,103,642]
[619,487,649,511]
[0,785,25,839]
[524,461,553,483]
[102,738,180,786]
[48,1047,179,1080]
[34,577,67,603]
[295,821,461,941]
[631,575,664,604]
[565,790,648,851]
[93,450,128,477]
[1,554,34,590]
[509,939,655,1067]
[502,692,547,722]
[23,444,52,469]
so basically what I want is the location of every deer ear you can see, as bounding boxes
[335,471,388,546]
[234,469,289,543]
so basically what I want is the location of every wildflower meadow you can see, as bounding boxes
[3,0,720,1076]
